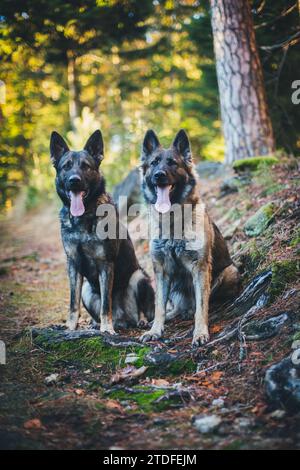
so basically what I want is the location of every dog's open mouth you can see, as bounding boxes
[154,185,174,214]
[69,191,87,217]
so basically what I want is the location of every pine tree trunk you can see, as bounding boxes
[67,50,80,129]
[210,0,275,164]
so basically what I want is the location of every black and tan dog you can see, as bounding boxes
[140,129,240,346]
[50,130,154,333]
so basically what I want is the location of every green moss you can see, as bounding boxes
[244,202,276,237]
[166,357,195,375]
[108,385,177,412]
[268,260,299,302]
[233,155,278,172]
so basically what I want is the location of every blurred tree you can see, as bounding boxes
[0,0,299,211]
[209,0,275,163]
[1,0,156,127]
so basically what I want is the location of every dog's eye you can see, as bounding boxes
[151,158,160,166]
[81,162,91,170]
[63,161,72,171]
[167,158,177,166]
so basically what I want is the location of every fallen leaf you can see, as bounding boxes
[75,389,84,396]
[110,365,148,384]
[150,378,170,387]
[24,418,42,430]
[105,399,124,411]
[210,371,223,382]
[211,325,222,334]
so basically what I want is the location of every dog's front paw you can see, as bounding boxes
[66,318,78,331]
[140,326,163,343]
[100,324,117,336]
[192,329,210,347]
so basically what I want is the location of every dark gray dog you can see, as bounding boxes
[50,130,154,333]
[140,129,241,346]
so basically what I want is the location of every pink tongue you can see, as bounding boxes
[70,192,85,217]
[155,186,171,214]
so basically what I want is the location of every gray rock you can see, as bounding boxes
[220,175,251,197]
[269,409,286,420]
[112,168,141,214]
[212,398,225,408]
[44,373,59,385]
[125,353,139,365]
[265,357,300,411]
[242,313,289,341]
[193,414,221,433]
[195,162,225,179]
[233,417,254,430]
[244,202,276,237]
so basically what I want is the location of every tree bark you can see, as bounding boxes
[210,0,275,164]
[67,50,80,128]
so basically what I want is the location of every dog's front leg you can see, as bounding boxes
[140,267,170,342]
[192,266,210,347]
[67,258,83,330]
[99,263,116,335]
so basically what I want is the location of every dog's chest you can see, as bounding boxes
[61,217,106,260]
[151,237,205,271]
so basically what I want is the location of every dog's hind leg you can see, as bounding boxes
[66,258,83,330]
[211,264,241,302]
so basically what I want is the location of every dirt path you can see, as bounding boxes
[0,168,299,449]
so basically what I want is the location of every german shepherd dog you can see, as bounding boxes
[50,130,154,334]
[140,129,240,346]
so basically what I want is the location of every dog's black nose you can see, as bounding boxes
[69,175,81,184]
[154,170,167,182]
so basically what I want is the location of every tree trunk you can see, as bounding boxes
[210,0,275,164]
[67,51,80,129]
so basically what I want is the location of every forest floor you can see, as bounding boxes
[0,160,299,450]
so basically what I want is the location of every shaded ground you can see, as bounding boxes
[0,161,299,450]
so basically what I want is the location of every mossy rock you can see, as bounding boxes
[233,155,278,173]
[244,202,277,237]
[268,260,299,302]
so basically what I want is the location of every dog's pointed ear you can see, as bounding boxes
[173,129,192,163]
[141,130,160,161]
[84,130,104,166]
[50,131,69,167]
